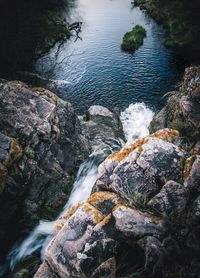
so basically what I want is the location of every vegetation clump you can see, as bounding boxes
[121,25,146,52]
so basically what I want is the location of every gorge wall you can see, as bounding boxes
[0,79,124,276]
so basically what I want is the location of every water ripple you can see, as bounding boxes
[35,0,186,113]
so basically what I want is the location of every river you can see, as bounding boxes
[0,0,187,275]
[35,0,185,114]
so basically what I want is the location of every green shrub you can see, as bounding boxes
[121,25,146,51]
[169,119,194,137]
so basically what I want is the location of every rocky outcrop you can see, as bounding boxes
[0,79,91,259]
[36,67,200,277]
[0,79,124,271]
[150,66,200,146]
[35,127,200,277]
[79,105,123,153]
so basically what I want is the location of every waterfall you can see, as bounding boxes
[120,102,154,144]
[0,103,153,277]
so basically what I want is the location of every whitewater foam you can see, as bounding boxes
[120,103,154,144]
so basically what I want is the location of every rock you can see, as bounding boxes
[37,204,105,277]
[90,257,116,278]
[147,180,189,219]
[184,155,200,192]
[79,105,123,154]
[87,105,116,127]
[35,261,56,278]
[0,132,22,193]
[0,80,124,272]
[180,95,200,127]
[0,80,90,259]
[150,67,200,144]
[37,127,199,277]
[95,129,184,208]
[113,205,165,239]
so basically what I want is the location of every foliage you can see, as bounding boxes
[169,119,194,137]
[134,0,200,62]
[121,25,146,52]
[0,0,71,76]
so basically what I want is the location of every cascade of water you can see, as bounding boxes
[120,102,154,144]
[0,103,153,276]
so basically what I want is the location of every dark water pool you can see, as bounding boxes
[35,0,186,114]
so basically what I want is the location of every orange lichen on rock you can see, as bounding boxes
[151,128,179,142]
[88,191,121,207]
[55,203,83,233]
[183,156,196,181]
[10,138,23,164]
[108,137,148,163]
[34,87,61,103]
[108,129,179,163]
[82,203,103,224]
[99,213,112,226]
[55,202,103,233]
[0,137,22,194]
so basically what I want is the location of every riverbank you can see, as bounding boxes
[134,0,200,63]
[0,0,72,78]
[34,0,185,114]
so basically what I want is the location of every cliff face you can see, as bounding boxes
[150,66,200,145]
[36,67,200,278]
[0,80,90,261]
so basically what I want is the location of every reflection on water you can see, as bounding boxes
[35,0,186,113]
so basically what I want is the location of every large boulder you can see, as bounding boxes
[79,105,123,154]
[36,128,200,277]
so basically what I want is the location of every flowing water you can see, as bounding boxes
[0,103,153,276]
[35,0,185,114]
[0,0,187,275]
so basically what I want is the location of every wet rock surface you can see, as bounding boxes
[36,67,200,278]
[79,105,123,154]
[36,127,200,278]
[0,79,91,260]
[0,80,123,265]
